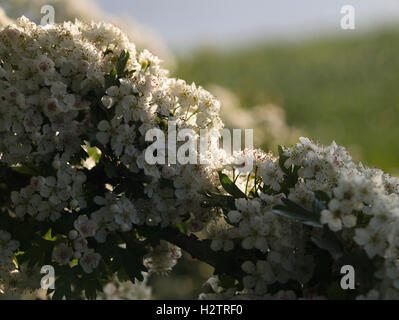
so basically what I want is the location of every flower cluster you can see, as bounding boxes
[143,241,182,275]
[98,272,152,300]
[200,137,399,299]
[0,17,222,298]
[1,18,399,300]
[11,165,87,221]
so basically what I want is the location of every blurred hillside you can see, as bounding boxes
[176,29,399,174]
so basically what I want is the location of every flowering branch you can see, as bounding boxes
[1,18,399,301]
[156,227,255,280]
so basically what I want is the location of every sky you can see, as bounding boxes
[95,0,399,50]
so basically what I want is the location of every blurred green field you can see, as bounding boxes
[175,28,399,174]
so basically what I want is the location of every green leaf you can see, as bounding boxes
[276,146,299,193]
[82,276,103,300]
[218,171,246,199]
[277,145,290,174]
[314,190,330,203]
[272,198,322,228]
[311,227,343,260]
[52,282,71,300]
[105,69,119,88]
[312,190,330,214]
[18,239,55,269]
[326,282,348,300]
[52,266,76,300]
[86,147,101,163]
[119,250,146,283]
[11,165,37,176]
[117,268,131,283]
[114,236,147,284]
[103,158,118,178]
[312,200,326,217]
[175,222,188,235]
[43,228,57,242]
[201,192,236,210]
[306,242,334,289]
[116,50,130,76]
[219,274,236,289]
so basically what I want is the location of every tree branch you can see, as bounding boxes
[156,227,257,281]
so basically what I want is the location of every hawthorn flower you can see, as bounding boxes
[227,210,242,224]
[36,55,55,74]
[210,238,234,252]
[321,198,357,232]
[113,196,139,232]
[52,243,73,265]
[354,227,386,258]
[143,241,181,274]
[68,230,79,240]
[96,118,120,145]
[101,95,114,109]
[242,260,276,295]
[0,230,19,258]
[10,188,38,218]
[80,249,101,274]
[260,160,284,191]
[73,237,88,252]
[74,215,98,238]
